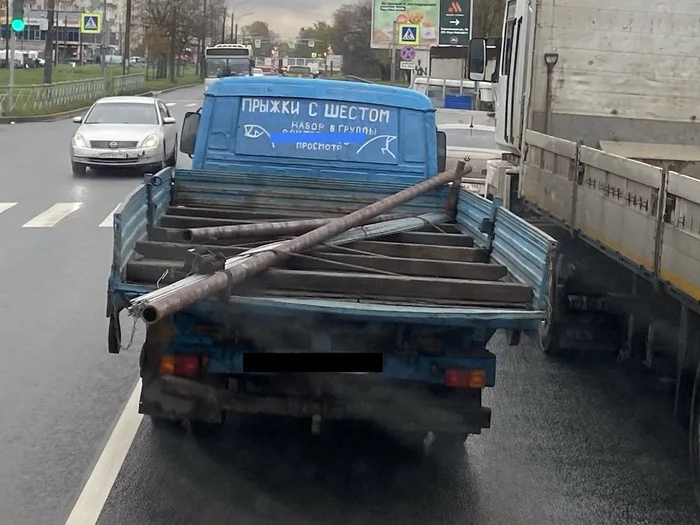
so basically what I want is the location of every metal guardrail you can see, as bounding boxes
[0,74,147,116]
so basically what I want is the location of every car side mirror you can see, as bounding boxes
[73,115,83,123]
[163,116,176,125]
[467,38,487,82]
[437,130,447,173]
[180,111,200,155]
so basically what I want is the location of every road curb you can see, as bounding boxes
[0,82,202,125]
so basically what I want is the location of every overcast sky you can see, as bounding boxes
[235,0,343,37]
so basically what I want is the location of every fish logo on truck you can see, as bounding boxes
[237,97,399,163]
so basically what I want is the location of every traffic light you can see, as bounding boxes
[11,0,25,32]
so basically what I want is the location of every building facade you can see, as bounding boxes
[1,0,118,59]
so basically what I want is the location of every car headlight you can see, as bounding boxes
[72,133,87,148]
[140,134,159,148]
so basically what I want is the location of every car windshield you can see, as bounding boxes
[441,127,501,150]
[206,58,250,77]
[84,102,158,125]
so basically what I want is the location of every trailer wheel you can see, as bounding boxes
[535,253,567,354]
[689,362,700,501]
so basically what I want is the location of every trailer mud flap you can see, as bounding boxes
[108,313,121,354]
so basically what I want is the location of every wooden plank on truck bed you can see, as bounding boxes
[126,262,532,306]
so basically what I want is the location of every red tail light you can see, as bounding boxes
[444,368,486,389]
[159,354,202,377]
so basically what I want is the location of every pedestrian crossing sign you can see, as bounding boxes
[80,13,101,34]
[398,24,420,45]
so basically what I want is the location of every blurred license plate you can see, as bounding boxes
[466,183,484,192]
[101,151,125,158]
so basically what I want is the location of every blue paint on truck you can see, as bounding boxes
[195,76,437,182]
[106,76,558,442]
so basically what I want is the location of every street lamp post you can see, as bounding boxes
[230,0,252,43]
[233,12,254,43]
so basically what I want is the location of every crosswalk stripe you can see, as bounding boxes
[0,202,17,215]
[22,202,83,228]
[99,206,120,228]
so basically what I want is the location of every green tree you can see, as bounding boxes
[296,21,333,57]
[330,0,389,79]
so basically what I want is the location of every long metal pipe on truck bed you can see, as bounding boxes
[136,170,461,324]
[182,213,408,242]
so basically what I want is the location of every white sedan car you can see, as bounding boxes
[70,96,178,176]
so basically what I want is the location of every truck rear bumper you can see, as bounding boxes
[140,375,492,434]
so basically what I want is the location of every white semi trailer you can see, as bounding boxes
[467,0,700,494]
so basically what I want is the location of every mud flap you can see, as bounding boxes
[108,312,121,354]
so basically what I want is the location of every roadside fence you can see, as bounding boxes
[0,73,147,117]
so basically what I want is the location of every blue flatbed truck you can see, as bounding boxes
[106,77,558,447]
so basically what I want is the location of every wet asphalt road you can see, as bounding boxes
[1,87,700,524]
[0,86,198,525]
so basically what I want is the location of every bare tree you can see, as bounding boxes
[137,0,224,78]
[331,0,389,79]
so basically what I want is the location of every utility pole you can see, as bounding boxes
[43,0,54,83]
[221,7,226,43]
[122,0,131,75]
[199,0,207,79]
[390,21,397,84]
[230,13,234,41]
[100,0,107,75]
[7,30,15,107]
[4,0,8,63]
[169,4,176,82]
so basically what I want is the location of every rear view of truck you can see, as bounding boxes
[106,77,557,448]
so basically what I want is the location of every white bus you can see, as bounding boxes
[204,44,254,91]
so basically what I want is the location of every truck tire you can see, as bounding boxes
[72,162,87,177]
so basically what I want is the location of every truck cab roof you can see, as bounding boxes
[194,77,438,184]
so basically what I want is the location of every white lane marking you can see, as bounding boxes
[22,202,83,228]
[166,102,176,107]
[99,205,120,228]
[0,202,17,215]
[64,381,143,525]
[186,103,197,107]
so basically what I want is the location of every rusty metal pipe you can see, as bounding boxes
[183,213,408,242]
[138,171,457,324]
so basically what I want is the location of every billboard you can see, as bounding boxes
[371,0,439,49]
[438,0,472,46]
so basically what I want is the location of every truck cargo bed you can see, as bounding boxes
[110,169,556,325]
[126,205,534,309]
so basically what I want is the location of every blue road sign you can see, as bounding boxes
[80,13,101,34]
[398,24,419,45]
